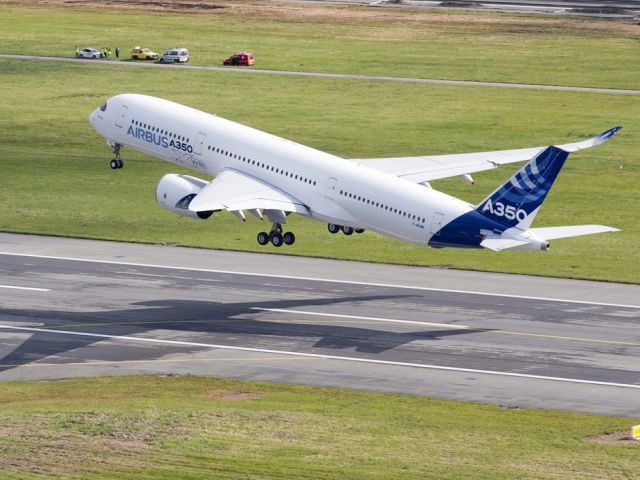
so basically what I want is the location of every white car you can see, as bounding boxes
[160,48,189,63]
[77,47,104,59]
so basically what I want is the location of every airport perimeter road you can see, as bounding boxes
[1,54,639,95]
[1,233,639,416]
[301,0,640,17]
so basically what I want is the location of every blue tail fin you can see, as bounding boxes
[476,146,569,229]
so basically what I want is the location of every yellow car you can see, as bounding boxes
[131,46,159,60]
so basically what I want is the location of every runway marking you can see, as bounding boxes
[497,330,640,347]
[0,284,50,292]
[28,317,637,347]
[1,252,639,309]
[0,323,638,390]
[250,307,470,329]
[251,308,639,345]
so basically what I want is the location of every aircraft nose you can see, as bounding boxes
[89,109,98,127]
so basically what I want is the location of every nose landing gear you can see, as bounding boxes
[109,143,123,169]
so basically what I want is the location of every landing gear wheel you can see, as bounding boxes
[110,159,119,169]
[283,232,295,245]
[271,233,284,247]
[355,228,365,234]
[257,232,269,245]
[342,226,354,236]
[328,223,340,234]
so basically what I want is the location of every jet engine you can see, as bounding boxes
[155,174,215,219]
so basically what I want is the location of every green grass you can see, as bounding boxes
[0,375,637,479]
[0,3,639,283]
[1,3,639,89]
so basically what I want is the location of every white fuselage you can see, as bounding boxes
[90,94,474,245]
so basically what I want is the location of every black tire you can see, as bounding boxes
[283,232,295,245]
[110,159,119,169]
[92,55,97,59]
[257,232,269,245]
[342,226,354,236]
[271,233,284,247]
[116,159,123,169]
[327,223,340,234]
[355,228,365,234]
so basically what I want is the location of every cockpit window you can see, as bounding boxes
[99,102,107,112]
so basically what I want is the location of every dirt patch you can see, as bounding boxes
[63,0,225,10]
[586,430,640,445]
[0,427,151,476]
[0,411,200,475]
[204,389,266,400]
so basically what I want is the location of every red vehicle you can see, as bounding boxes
[223,52,255,66]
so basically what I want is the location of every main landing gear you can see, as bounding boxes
[257,223,296,247]
[327,223,364,236]
[109,143,123,169]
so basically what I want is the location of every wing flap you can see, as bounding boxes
[188,169,309,214]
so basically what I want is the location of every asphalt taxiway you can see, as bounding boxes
[0,233,638,416]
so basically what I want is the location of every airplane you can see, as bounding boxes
[89,94,621,251]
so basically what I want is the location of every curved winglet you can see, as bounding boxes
[558,126,622,152]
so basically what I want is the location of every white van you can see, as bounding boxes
[160,48,189,63]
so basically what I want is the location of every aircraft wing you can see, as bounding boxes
[188,169,309,214]
[354,126,621,184]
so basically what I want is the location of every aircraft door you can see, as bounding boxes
[430,212,444,235]
[115,105,128,128]
[325,177,338,199]
[194,132,206,155]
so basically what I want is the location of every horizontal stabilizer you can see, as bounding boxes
[530,225,620,240]
[480,238,530,251]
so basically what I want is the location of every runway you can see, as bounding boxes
[0,233,639,416]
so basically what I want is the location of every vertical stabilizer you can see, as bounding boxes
[475,146,569,230]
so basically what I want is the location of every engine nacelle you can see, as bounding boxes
[155,174,215,219]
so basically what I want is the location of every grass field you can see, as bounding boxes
[0,375,637,479]
[0,1,639,283]
[2,1,640,88]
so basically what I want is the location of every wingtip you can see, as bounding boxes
[595,224,621,233]
[599,125,623,140]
